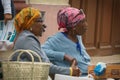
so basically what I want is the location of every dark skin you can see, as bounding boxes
[30,18,46,37]
[7,18,46,50]
[30,18,81,76]
[64,19,88,76]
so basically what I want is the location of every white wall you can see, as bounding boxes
[26,0,69,5]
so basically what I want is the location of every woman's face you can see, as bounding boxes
[74,19,88,35]
[31,18,46,37]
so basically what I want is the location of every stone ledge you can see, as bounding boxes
[91,54,120,65]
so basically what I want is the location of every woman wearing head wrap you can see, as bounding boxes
[12,7,80,78]
[42,7,91,76]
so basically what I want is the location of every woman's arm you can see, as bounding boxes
[1,0,12,24]
[42,41,65,62]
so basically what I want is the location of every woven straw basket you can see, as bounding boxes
[2,49,50,80]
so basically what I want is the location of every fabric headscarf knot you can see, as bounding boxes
[57,7,85,32]
[14,7,41,33]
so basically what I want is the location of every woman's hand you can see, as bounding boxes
[71,66,81,76]
[4,13,12,24]
[71,59,77,66]
[64,54,80,76]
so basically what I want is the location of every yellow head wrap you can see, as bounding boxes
[14,7,41,33]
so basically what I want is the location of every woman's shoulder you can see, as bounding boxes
[16,31,40,47]
[18,31,38,42]
[47,32,64,41]
[20,30,34,37]
[49,32,64,38]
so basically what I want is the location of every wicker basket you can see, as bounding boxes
[2,49,50,80]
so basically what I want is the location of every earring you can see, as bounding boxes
[30,27,32,31]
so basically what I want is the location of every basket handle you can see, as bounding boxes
[18,50,42,62]
[8,49,42,62]
[8,49,34,62]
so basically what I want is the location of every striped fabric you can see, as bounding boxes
[14,7,40,33]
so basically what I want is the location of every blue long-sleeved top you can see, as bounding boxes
[42,32,91,74]
[13,30,70,75]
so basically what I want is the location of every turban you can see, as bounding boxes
[14,7,41,33]
[57,7,85,31]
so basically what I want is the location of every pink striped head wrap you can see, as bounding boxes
[57,7,85,32]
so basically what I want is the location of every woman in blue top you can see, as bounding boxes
[42,7,91,76]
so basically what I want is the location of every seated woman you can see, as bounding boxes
[12,7,80,78]
[42,7,91,76]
